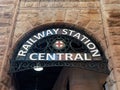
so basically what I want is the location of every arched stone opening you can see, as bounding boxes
[10,22,110,90]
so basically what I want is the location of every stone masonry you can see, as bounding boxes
[100,0,120,90]
[0,0,119,90]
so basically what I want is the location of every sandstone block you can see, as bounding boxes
[76,15,90,28]
[0,60,3,69]
[113,68,120,82]
[20,0,25,7]
[107,70,116,82]
[0,18,10,24]
[106,70,117,90]
[17,14,28,21]
[28,17,42,27]
[78,2,99,8]
[24,0,39,8]
[109,83,117,90]
[86,21,102,32]
[111,36,120,45]
[89,14,101,20]
[109,11,120,19]
[108,45,120,68]
[0,0,14,4]
[79,2,88,8]
[0,18,10,27]
[104,4,120,10]
[0,28,9,34]
[54,2,64,8]
[39,10,55,22]
[14,21,31,36]
[87,2,100,8]
[65,10,79,23]
[40,2,49,8]
[112,57,120,68]
[54,10,65,21]
[80,9,89,14]
[0,23,10,27]
[0,39,7,45]
[117,82,120,90]
[47,2,54,8]
[88,9,100,14]
[0,55,3,61]
[109,27,120,36]
[63,2,78,8]
[104,0,120,4]
[113,45,120,56]
[108,18,120,27]
[3,12,12,19]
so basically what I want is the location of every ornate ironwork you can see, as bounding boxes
[10,60,109,74]
[29,35,89,53]
[10,23,109,74]
[10,34,109,73]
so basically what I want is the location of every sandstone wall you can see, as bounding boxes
[0,0,119,90]
[0,0,18,90]
[100,0,120,90]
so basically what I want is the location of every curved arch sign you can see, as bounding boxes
[16,28,102,61]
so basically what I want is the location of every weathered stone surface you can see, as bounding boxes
[107,11,120,27]
[113,68,120,82]
[86,20,102,32]
[3,12,13,19]
[109,27,120,36]
[0,56,4,61]
[0,46,6,55]
[109,11,120,19]
[25,0,39,7]
[0,0,16,89]
[76,14,90,27]
[18,9,38,15]
[89,14,101,20]
[20,1,100,8]
[0,39,8,45]
[62,2,80,8]
[116,82,120,90]
[17,14,28,21]
[111,36,120,45]
[0,0,14,4]
[113,45,120,56]
[0,18,11,27]
[0,60,3,70]
[109,83,117,90]
[104,4,120,10]
[40,10,55,22]
[40,2,49,8]
[88,9,100,14]
[14,21,31,38]
[107,70,116,84]
[108,18,120,27]
[65,10,78,23]
[0,18,10,24]
[1,76,10,88]
[54,10,65,21]
[104,0,120,4]
[20,0,25,7]
[110,54,120,68]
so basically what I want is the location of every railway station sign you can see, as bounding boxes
[16,28,102,61]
